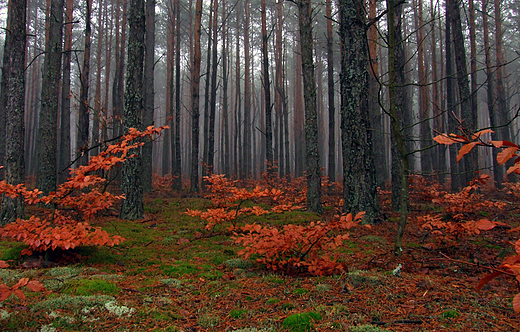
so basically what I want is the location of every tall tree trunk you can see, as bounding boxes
[207,0,218,175]
[262,0,273,171]
[445,0,459,191]
[163,3,173,176]
[275,0,284,176]
[37,0,64,195]
[297,0,322,214]
[0,0,27,224]
[391,0,409,212]
[221,0,229,176]
[77,0,93,167]
[368,0,385,187]
[339,0,381,222]
[202,1,213,181]
[113,0,128,139]
[120,0,145,220]
[234,2,242,177]
[294,39,304,177]
[190,0,202,192]
[58,0,74,185]
[414,0,432,177]
[448,0,476,185]
[92,0,104,158]
[483,0,503,187]
[172,0,182,189]
[326,0,335,182]
[387,0,410,254]
[103,0,113,145]
[142,0,155,192]
[243,0,251,178]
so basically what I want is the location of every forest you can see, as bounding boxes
[0,0,520,331]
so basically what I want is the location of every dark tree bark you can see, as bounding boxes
[326,0,336,182]
[163,2,173,176]
[142,0,155,192]
[221,0,230,176]
[261,0,273,171]
[445,0,460,191]
[368,0,385,187]
[207,0,218,175]
[202,1,213,181]
[58,0,74,185]
[448,0,477,185]
[37,0,64,195]
[243,0,251,178]
[103,0,113,145]
[391,0,409,212]
[387,0,410,254]
[275,0,284,176]
[297,0,322,213]
[113,0,128,139]
[0,0,27,224]
[338,0,380,222]
[92,0,104,158]
[120,0,145,220]
[77,0,93,167]
[293,40,304,177]
[172,0,182,189]
[190,0,202,192]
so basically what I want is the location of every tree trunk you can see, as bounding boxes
[326,0,335,182]
[262,0,273,171]
[387,0,410,255]
[120,0,145,220]
[163,2,173,176]
[142,0,155,192]
[37,0,64,195]
[58,0,74,185]
[207,0,218,175]
[221,0,229,176]
[368,0,385,187]
[294,39,304,177]
[339,0,381,222]
[243,0,251,178]
[297,0,322,214]
[190,0,202,192]
[92,0,104,158]
[172,0,182,189]
[448,0,476,185]
[0,0,27,224]
[202,1,213,182]
[275,0,284,176]
[113,0,128,139]
[77,0,93,167]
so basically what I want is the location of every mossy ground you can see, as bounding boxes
[0,190,519,331]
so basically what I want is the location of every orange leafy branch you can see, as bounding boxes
[0,126,166,254]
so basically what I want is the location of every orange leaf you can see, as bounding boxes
[471,129,494,140]
[433,134,464,145]
[497,147,518,165]
[514,293,520,314]
[0,260,9,268]
[26,280,45,292]
[507,163,520,175]
[475,219,496,231]
[457,142,479,162]
[14,278,29,289]
[12,289,26,300]
[0,288,12,302]
[476,271,502,292]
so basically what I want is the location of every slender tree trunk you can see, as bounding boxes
[221,0,229,176]
[262,0,273,171]
[297,0,322,213]
[445,0,459,191]
[142,0,155,192]
[243,0,251,178]
[368,0,385,187]
[163,3,173,176]
[234,3,242,177]
[120,0,145,220]
[77,0,93,167]
[339,0,381,222]
[202,1,213,181]
[326,0,335,182]
[207,0,218,175]
[387,0,410,255]
[103,0,113,145]
[275,0,284,176]
[92,0,104,158]
[0,0,27,224]
[172,0,182,189]
[483,0,503,186]
[190,0,202,192]
[294,40,304,177]
[449,0,476,185]
[113,0,128,139]
[37,0,64,195]
[58,0,74,185]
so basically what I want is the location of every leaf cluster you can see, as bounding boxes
[233,212,366,276]
[0,260,45,302]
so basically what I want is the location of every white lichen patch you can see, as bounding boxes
[104,301,135,317]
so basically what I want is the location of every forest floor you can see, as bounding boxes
[1,177,520,331]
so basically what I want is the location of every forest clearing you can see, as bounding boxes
[1,148,520,331]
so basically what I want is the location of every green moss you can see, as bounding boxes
[32,295,115,311]
[347,325,392,332]
[0,243,26,261]
[281,303,296,311]
[281,312,322,332]
[266,298,280,304]
[63,278,119,296]
[441,310,460,318]
[293,288,309,295]
[160,262,201,277]
[200,270,223,280]
[229,309,248,318]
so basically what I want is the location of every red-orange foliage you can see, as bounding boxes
[434,129,520,313]
[233,212,366,276]
[0,126,166,255]
[0,260,45,302]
